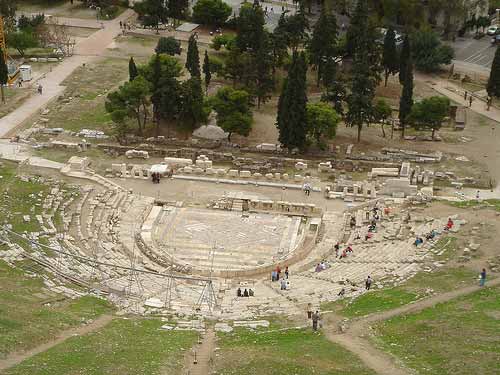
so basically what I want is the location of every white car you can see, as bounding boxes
[487,25,499,35]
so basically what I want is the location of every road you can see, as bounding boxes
[449,34,496,74]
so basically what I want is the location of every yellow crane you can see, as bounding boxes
[0,15,20,84]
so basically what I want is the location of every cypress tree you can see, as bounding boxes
[308,7,337,86]
[399,39,414,139]
[254,33,274,108]
[399,35,411,84]
[186,34,201,79]
[276,51,308,150]
[487,46,500,98]
[129,57,138,81]
[0,49,8,104]
[203,50,211,94]
[382,27,399,87]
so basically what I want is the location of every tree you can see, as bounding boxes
[254,32,274,108]
[235,3,266,52]
[179,78,207,129]
[155,37,181,56]
[399,34,410,84]
[203,50,212,94]
[186,34,201,79]
[306,102,340,148]
[6,31,37,57]
[0,0,17,32]
[408,96,450,139]
[129,57,138,81]
[345,0,381,142]
[382,27,399,86]
[192,0,232,27]
[487,46,500,98]
[167,0,189,26]
[276,51,308,150]
[308,7,338,86]
[411,28,454,72]
[133,0,168,33]
[210,86,253,141]
[372,99,392,138]
[142,54,183,135]
[284,5,309,51]
[105,76,151,138]
[0,49,8,104]
[399,35,414,138]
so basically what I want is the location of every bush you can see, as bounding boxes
[155,37,181,55]
[411,29,454,72]
[208,56,224,75]
[193,0,232,27]
[211,34,235,50]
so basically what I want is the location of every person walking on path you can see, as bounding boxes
[284,266,289,279]
[480,268,486,286]
[365,275,372,290]
[307,303,312,319]
[469,95,474,108]
[37,84,43,95]
[312,311,320,331]
[464,91,468,101]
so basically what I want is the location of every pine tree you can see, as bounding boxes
[382,27,399,86]
[0,49,8,104]
[254,33,274,108]
[129,56,138,81]
[186,34,201,79]
[203,50,211,94]
[345,0,381,142]
[487,46,500,98]
[399,35,411,84]
[345,0,368,56]
[180,77,206,129]
[399,40,414,139]
[276,51,308,150]
[308,7,337,86]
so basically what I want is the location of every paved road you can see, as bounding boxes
[0,9,134,139]
[450,35,496,72]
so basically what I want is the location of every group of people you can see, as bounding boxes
[315,260,331,272]
[237,288,254,297]
[271,265,289,281]
[151,172,161,184]
[306,304,321,330]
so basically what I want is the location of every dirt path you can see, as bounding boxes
[323,278,500,375]
[182,328,216,375]
[0,314,114,372]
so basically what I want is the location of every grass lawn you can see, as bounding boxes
[322,267,477,318]
[372,285,500,375]
[35,57,129,133]
[214,327,376,375]
[449,199,500,211]
[0,260,113,358]
[4,318,196,375]
[0,88,32,120]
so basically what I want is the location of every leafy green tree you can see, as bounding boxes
[180,78,207,129]
[487,46,500,98]
[345,0,381,142]
[382,27,399,86]
[399,39,414,138]
[7,31,37,57]
[321,73,347,116]
[408,96,450,139]
[133,0,168,33]
[167,0,189,26]
[306,102,340,148]
[308,7,338,86]
[186,34,201,79]
[129,57,138,81]
[105,76,151,138]
[192,0,232,26]
[0,0,17,32]
[276,51,308,150]
[372,99,392,138]
[235,3,266,52]
[211,34,236,51]
[155,37,181,56]
[411,28,454,72]
[210,86,253,141]
[0,49,8,103]
[284,5,310,51]
[203,50,212,94]
[141,54,183,135]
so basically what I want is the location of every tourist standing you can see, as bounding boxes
[276,265,281,280]
[285,266,289,279]
[479,268,486,286]
[37,84,43,95]
[307,303,312,319]
[312,311,320,331]
[365,276,372,290]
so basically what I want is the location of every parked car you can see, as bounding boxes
[487,25,499,35]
